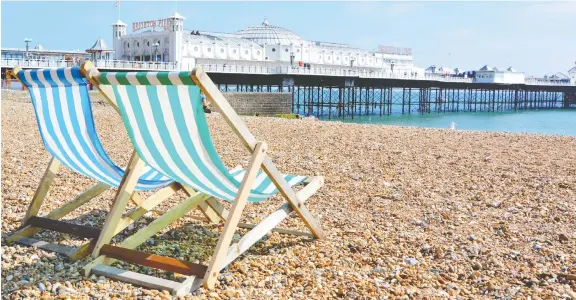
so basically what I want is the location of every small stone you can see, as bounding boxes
[232,233,241,241]
[38,282,46,291]
[470,271,481,279]
[52,282,61,293]
[469,235,477,241]
[421,244,431,254]
[559,234,569,242]
[472,262,482,270]
[6,275,13,281]
[225,290,236,298]
[54,263,64,272]
[404,257,418,266]
[338,271,343,276]
[486,281,500,291]
[533,244,542,251]
[238,265,248,274]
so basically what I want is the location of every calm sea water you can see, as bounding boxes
[328,109,576,136]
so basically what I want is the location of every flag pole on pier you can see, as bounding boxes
[114,0,120,20]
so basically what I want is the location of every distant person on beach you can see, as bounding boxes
[201,92,211,113]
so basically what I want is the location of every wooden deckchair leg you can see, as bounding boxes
[203,142,268,289]
[21,157,61,227]
[115,183,182,233]
[206,198,229,220]
[91,151,145,258]
[262,159,326,240]
[8,182,110,242]
[181,185,221,224]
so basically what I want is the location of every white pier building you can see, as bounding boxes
[111,14,425,79]
[473,65,526,84]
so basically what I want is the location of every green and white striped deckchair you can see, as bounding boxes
[82,66,326,295]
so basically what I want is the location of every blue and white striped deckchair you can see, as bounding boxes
[7,66,185,261]
[83,66,326,295]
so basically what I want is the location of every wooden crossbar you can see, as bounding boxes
[26,216,101,239]
[91,265,183,291]
[100,245,208,277]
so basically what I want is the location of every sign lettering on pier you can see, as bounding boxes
[378,45,412,56]
[133,18,170,32]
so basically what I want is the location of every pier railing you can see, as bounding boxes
[1,58,179,71]
[3,58,575,86]
[196,63,475,83]
[525,78,574,86]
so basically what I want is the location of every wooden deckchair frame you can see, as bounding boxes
[81,65,326,296]
[5,66,218,261]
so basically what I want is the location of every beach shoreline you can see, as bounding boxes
[1,92,575,299]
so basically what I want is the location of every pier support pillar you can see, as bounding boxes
[344,78,355,87]
[281,77,294,93]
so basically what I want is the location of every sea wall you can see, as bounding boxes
[1,90,294,116]
[219,92,292,116]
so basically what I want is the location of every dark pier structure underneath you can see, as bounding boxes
[207,73,576,119]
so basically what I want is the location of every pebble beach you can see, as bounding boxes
[1,90,575,299]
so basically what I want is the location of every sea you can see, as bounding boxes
[290,88,576,137]
[327,109,576,136]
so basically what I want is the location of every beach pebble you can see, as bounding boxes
[404,257,418,266]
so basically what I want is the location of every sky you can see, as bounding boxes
[2,1,575,76]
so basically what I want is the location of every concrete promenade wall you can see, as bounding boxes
[1,90,294,116]
[219,92,292,116]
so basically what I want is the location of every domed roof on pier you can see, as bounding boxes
[34,43,44,50]
[479,65,498,71]
[568,63,576,74]
[506,66,517,72]
[168,12,185,19]
[86,37,112,52]
[235,17,304,45]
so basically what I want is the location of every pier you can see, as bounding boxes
[206,73,576,119]
[2,61,576,119]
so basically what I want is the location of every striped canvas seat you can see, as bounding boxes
[96,71,307,202]
[17,67,172,190]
